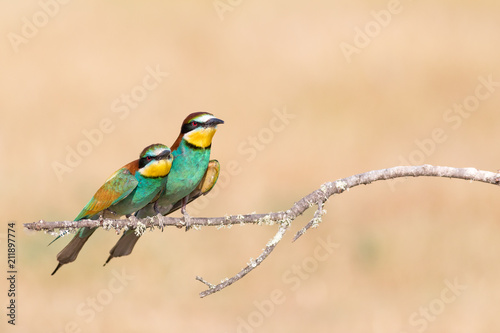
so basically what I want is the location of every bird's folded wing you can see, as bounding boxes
[74,163,139,220]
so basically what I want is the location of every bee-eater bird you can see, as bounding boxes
[51,143,173,275]
[105,112,224,264]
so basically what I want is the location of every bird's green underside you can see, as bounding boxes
[138,139,211,217]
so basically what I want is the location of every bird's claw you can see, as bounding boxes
[183,211,192,231]
[156,213,164,232]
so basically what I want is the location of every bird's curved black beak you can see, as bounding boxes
[207,118,224,127]
[158,149,171,159]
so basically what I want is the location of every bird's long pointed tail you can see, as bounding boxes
[104,230,140,266]
[51,227,97,275]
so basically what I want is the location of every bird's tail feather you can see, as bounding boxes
[104,230,140,266]
[51,227,96,275]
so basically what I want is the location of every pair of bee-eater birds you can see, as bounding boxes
[51,112,224,275]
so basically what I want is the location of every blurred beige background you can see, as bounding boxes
[2,0,500,332]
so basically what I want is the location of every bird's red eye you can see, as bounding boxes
[146,156,152,161]
[191,121,198,127]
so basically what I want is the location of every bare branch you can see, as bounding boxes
[26,165,500,297]
[28,165,500,232]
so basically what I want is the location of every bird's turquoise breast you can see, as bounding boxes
[158,140,210,207]
[111,174,166,216]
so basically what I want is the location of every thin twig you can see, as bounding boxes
[293,200,325,242]
[197,222,291,298]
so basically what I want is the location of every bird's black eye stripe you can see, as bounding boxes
[139,157,148,169]
[181,121,202,133]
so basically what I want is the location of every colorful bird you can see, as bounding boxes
[105,112,224,264]
[51,143,173,275]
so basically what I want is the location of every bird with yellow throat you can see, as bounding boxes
[51,143,173,275]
